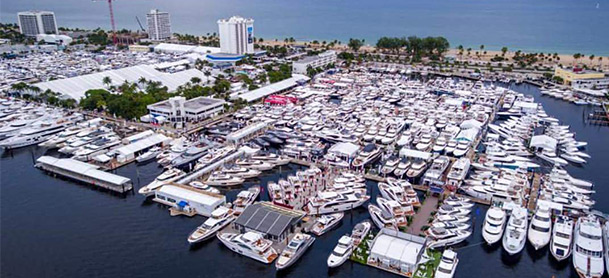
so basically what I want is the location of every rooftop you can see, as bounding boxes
[234,202,306,237]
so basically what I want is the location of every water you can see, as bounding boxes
[1,83,608,278]
[1,0,608,55]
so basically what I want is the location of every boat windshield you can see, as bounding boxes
[437,266,452,274]
[534,215,550,222]
[556,231,571,239]
[531,224,550,233]
[580,231,601,241]
[576,244,602,258]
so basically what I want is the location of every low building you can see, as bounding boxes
[226,121,268,145]
[367,228,426,276]
[235,74,310,103]
[115,133,170,163]
[554,67,605,86]
[36,34,72,45]
[572,77,609,90]
[146,96,226,123]
[292,50,337,74]
[232,202,306,242]
[154,183,226,217]
[128,44,152,52]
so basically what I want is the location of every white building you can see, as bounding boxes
[154,184,226,217]
[217,16,254,55]
[146,9,171,41]
[36,34,72,45]
[147,96,226,123]
[18,11,58,36]
[292,50,337,74]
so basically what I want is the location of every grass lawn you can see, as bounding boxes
[412,249,442,278]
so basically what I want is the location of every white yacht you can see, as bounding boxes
[550,215,573,261]
[0,119,74,149]
[351,221,371,245]
[376,197,408,227]
[435,249,459,278]
[482,206,507,245]
[352,143,382,168]
[306,189,369,215]
[527,203,552,250]
[251,152,291,166]
[380,156,400,175]
[502,207,528,255]
[572,215,605,278]
[138,168,185,196]
[275,233,315,270]
[310,213,343,236]
[136,146,162,163]
[536,149,568,166]
[206,172,244,186]
[236,158,275,171]
[187,207,235,244]
[217,231,278,264]
[221,165,261,179]
[233,186,260,214]
[368,204,398,230]
[393,158,411,177]
[446,157,471,189]
[452,140,470,157]
[426,227,472,249]
[327,235,353,268]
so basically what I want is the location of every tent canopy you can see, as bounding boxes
[529,135,558,151]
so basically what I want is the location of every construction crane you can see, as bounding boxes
[93,0,117,45]
[135,16,146,32]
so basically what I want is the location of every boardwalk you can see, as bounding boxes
[527,173,542,211]
[409,195,439,236]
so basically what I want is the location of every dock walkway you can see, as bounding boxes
[527,173,542,211]
[408,195,439,236]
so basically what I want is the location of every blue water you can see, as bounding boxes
[1,83,608,278]
[1,0,608,55]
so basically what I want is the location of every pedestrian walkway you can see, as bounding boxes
[409,194,439,236]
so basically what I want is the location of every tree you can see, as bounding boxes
[501,47,508,56]
[589,55,595,66]
[190,77,202,84]
[102,76,112,88]
[348,38,364,52]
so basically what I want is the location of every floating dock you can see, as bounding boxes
[35,156,133,193]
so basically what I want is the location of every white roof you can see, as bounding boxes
[399,148,431,160]
[236,74,310,102]
[36,156,131,186]
[456,128,478,141]
[370,232,424,266]
[226,122,268,142]
[116,133,169,157]
[328,142,360,157]
[513,101,538,110]
[460,119,483,129]
[529,135,557,151]
[157,184,224,206]
[35,64,209,100]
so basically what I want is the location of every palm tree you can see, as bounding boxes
[138,77,147,86]
[588,55,595,66]
[190,77,202,84]
[102,76,112,88]
[599,56,603,68]
[573,53,582,66]
[10,82,28,96]
[501,47,508,56]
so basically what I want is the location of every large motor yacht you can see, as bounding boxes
[502,207,528,255]
[217,231,278,264]
[482,206,507,245]
[187,207,235,244]
[527,203,552,250]
[306,189,369,215]
[275,233,315,270]
[572,215,605,278]
[550,215,573,261]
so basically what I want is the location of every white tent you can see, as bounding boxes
[399,148,432,160]
[529,135,558,151]
[460,119,483,130]
[456,128,479,142]
[328,142,360,158]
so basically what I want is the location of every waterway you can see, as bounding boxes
[1,83,608,278]
[1,0,608,55]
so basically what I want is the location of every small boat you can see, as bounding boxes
[435,249,459,278]
[189,181,220,194]
[550,215,573,261]
[217,231,278,264]
[310,213,344,236]
[187,207,235,244]
[482,206,507,245]
[275,233,315,271]
[327,235,353,268]
[137,146,162,163]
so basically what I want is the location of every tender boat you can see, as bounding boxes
[502,207,527,255]
[275,233,315,270]
[187,207,235,244]
[310,213,344,236]
[482,206,507,245]
[327,235,353,268]
[550,215,573,261]
[527,203,552,250]
[217,231,278,264]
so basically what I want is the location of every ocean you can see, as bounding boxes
[1,0,608,55]
[1,82,608,278]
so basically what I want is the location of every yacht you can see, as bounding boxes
[233,186,260,214]
[380,156,400,175]
[393,158,411,177]
[189,181,220,194]
[502,207,528,255]
[435,214,471,224]
[431,221,471,232]
[136,146,162,163]
[368,204,398,230]
[221,165,261,179]
[550,215,573,261]
[572,215,605,278]
[172,146,209,169]
[352,143,382,168]
[452,141,470,157]
[0,120,73,149]
[310,213,343,236]
[351,221,371,245]
[527,203,552,250]
[482,206,507,245]
[206,172,244,186]
[236,159,275,171]
[435,249,459,278]
[406,159,428,179]
[251,152,291,166]
[536,149,568,166]
[217,231,278,264]
[415,133,433,151]
[446,157,471,189]
[275,233,315,270]
[306,189,370,215]
[426,227,472,249]
[327,235,353,268]
[187,207,235,244]
[377,197,408,227]
[138,168,185,196]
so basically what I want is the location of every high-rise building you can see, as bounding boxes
[17,11,58,37]
[146,9,171,41]
[217,16,254,55]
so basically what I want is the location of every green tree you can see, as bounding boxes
[348,38,364,52]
